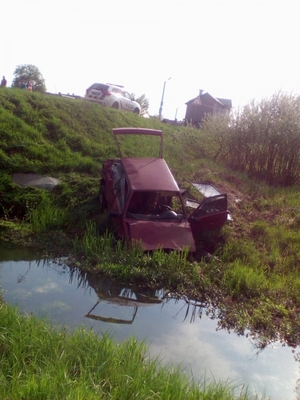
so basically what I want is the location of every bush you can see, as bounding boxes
[204,92,300,186]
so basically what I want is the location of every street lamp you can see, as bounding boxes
[158,77,171,120]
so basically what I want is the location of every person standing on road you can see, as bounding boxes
[1,76,7,87]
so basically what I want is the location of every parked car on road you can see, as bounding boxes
[84,83,141,114]
[99,127,229,252]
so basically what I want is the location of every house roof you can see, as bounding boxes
[185,92,232,108]
[185,96,201,106]
[216,98,232,108]
[121,158,179,192]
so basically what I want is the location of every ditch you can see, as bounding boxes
[0,243,299,399]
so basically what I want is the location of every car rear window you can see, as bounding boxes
[90,83,109,91]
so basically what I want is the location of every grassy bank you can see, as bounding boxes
[1,87,300,350]
[0,302,265,400]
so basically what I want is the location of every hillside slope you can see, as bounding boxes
[0,88,241,225]
[0,88,278,248]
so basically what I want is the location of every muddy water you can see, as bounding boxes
[0,248,299,399]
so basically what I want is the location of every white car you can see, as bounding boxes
[84,83,141,114]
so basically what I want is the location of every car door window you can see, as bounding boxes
[192,195,227,218]
[112,163,127,212]
[123,92,132,100]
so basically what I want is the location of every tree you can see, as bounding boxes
[11,64,46,93]
[132,93,149,116]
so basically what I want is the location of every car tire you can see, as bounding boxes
[112,102,119,109]
[133,108,140,114]
[99,181,107,212]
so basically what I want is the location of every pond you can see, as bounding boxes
[0,245,299,399]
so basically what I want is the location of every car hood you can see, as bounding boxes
[126,220,195,252]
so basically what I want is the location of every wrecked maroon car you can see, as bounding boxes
[99,127,229,252]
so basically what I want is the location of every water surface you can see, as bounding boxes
[0,254,299,399]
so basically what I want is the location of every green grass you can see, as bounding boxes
[0,303,267,400]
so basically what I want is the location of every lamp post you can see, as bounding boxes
[158,77,171,120]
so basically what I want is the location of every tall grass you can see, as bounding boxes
[73,221,205,290]
[0,303,266,400]
[27,191,68,232]
[223,260,268,297]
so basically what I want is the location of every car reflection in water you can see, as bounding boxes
[69,269,206,325]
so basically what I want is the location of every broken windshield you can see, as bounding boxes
[126,191,185,220]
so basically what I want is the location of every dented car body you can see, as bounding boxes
[99,128,229,251]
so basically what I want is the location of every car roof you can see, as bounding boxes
[121,158,179,192]
[106,83,124,88]
[89,83,125,89]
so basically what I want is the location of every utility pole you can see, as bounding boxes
[158,77,171,120]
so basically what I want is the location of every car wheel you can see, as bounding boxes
[112,102,119,109]
[133,108,140,114]
[99,181,107,212]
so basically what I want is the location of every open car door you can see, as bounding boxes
[187,193,229,234]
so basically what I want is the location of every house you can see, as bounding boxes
[185,90,232,127]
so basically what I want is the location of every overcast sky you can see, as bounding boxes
[2,0,300,120]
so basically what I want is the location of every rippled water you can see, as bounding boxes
[0,247,299,399]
